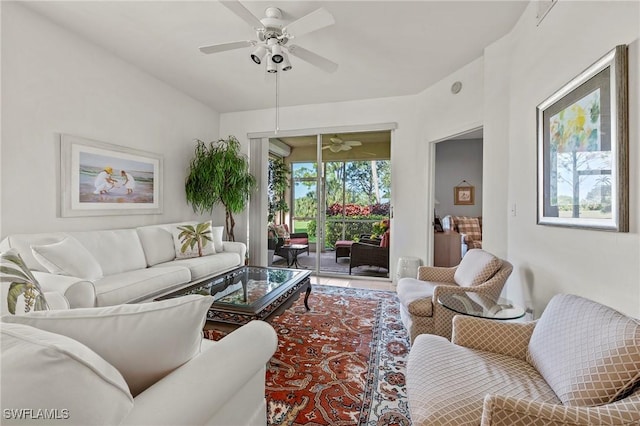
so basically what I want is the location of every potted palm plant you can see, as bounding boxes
[268,157,290,223]
[185,136,256,242]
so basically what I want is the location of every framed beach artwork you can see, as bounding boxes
[537,45,628,231]
[60,134,163,217]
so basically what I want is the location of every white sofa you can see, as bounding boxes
[1,295,278,426]
[0,221,246,308]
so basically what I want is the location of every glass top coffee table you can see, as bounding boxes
[156,266,311,327]
[437,292,525,320]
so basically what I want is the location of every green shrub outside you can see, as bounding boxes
[306,215,388,248]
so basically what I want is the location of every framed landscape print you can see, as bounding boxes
[60,134,163,217]
[537,45,628,231]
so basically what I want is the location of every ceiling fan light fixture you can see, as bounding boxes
[250,45,267,64]
[271,44,284,63]
[281,53,292,71]
[266,53,278,73]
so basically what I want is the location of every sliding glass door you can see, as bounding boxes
[266,130,391,277]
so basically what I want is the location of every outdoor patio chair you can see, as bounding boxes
[349,241,389,274]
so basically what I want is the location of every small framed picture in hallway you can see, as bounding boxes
[454,185,474,206]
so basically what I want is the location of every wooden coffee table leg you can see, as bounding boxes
[304,284,311,311]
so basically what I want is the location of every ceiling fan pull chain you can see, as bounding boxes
[275,70,280,134]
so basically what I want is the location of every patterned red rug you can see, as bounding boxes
[203,284,411,426]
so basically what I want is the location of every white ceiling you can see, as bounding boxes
[23,1,527,113]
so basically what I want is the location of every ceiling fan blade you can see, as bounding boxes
[322,145,332,150]
[220,0,265,30]
[340,145,353,152]
[345,141,362,147]
[287,45,338,73]
[283,8,335,38]
[329,145,341,153]
[199,40,254,54]
[329,137,342,144]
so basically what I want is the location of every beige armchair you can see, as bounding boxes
[396,249,512,343]
[406,294,640,425]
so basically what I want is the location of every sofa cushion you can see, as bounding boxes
[136,226,176,266]
[153,252,241,281]
[527,294,640,407]
[71,229,147,276]
[408,334,560,426]
[93,266,191,306]
[397,278,444,317]
[1,249,49,315]
[0,233,67,272]
[31,237,103,280]
[172,221,216,259]
[3,294,214,397]
[454,249,501,287]
[1,322,134,425]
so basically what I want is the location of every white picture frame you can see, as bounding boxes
[60,134,163,217]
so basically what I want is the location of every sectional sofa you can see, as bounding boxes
[0,221,246,308]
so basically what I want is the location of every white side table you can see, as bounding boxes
[396,256,422,282]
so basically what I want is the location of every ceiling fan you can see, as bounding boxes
[323,136,363,153]
[199,0,338,73]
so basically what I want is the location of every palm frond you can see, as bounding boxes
[7,282,26,315]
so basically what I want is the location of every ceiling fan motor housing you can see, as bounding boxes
[258,7,287,43]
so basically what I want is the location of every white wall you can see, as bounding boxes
[1,3,220,237]
[435,139,483,218]
[482,34,513,261]
[491,1,640,317]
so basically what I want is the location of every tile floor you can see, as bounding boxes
[311,274,395,292]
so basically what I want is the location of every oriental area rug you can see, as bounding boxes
[203,284,412,426]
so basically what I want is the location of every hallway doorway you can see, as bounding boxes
[432,128,483,267]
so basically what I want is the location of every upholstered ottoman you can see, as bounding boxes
[335,240,354,261]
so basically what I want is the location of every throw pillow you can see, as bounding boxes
[136,226,176,266]
[527,294,640,407]
[172,221,215,259]
[211,225,224,253]
[3,294,214,396]
[0,249,49,315]
[380,230,390,248]
[274,224,289,238]
[31,237,103,281]
[1,322,133,424]
[454,249,501,287]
